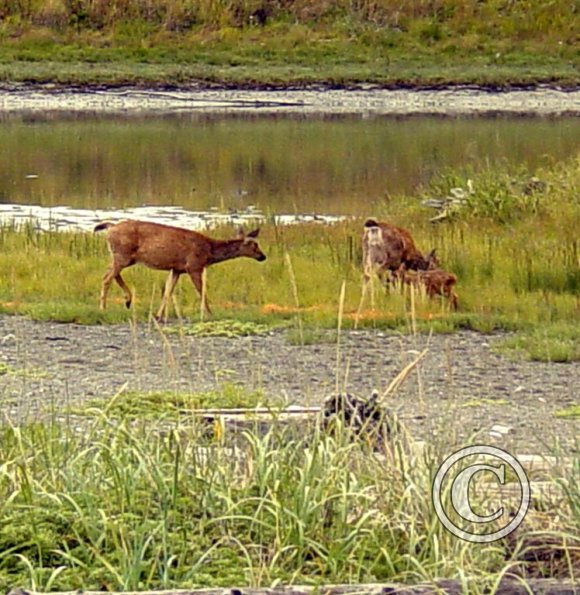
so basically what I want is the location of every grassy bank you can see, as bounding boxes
[0,0,578,87]
[0,155,578,360]
[0,404,577,591]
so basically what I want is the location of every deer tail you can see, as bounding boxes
[94,221,114,233]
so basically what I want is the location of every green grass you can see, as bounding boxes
[496,325,580,363]
[0,155,578,360]
[0,407,577,591]
[285,327,339,346]
[71,384,274,420]
[0,362,47,379]
[163,319,277,338]
[0,0,577,86]
[554,405,580,420]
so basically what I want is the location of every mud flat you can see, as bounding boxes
[0,84,579,116]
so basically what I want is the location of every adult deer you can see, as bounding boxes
[94,220,266,318]
[362,217,438,284]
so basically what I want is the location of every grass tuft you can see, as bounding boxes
[163,319,276,338]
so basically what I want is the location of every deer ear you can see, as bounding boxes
[236,227,245,239]
[247,227,260,238]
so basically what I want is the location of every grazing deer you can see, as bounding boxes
[362,217,438,285]
[94,220,266,318]
[396,264,459,310]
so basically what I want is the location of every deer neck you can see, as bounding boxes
[207,239,244,265]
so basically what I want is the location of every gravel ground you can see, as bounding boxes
[0,83,579,116]
[0,315,577,455]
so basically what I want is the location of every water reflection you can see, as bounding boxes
[0,113,578,216]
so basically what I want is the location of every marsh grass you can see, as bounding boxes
[0,401,577,591]
[0,156,578,359]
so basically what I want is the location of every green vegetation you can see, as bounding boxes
[555,405,580,420]
[0,406,577,591]
[0,155,578,360]
[0,361,47,379]
[496,324,580,363]
[164,319,276,338]
[285,327,338,346]
[462,398,509,408]
[72,384,273,420]
[0,0,577,87]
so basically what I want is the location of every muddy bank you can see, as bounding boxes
[0,315,577,455]
[1,83,579,116]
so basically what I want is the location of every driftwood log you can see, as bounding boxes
[7,579,579,595]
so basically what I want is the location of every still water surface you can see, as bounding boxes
[1,113,578,216]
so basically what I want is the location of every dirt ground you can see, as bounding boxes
[0,315,577,455]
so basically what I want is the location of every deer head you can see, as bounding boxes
[237,227,266,261]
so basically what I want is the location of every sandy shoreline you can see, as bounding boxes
[1,84,579,115]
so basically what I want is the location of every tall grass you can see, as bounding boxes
[0,0,575,43]
[0,408,576,591]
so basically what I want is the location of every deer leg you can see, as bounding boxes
[188,268,212,315]
[450,292,459,310]
[114,274,132,309]
[100,266,121,310]
[155,269,181,320]
[100,258,132,310]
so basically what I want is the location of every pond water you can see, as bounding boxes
[0,113,578,228]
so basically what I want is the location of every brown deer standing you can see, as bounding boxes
[94,220,266,318]
[396,264,459,310]
[362,217,438,285]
